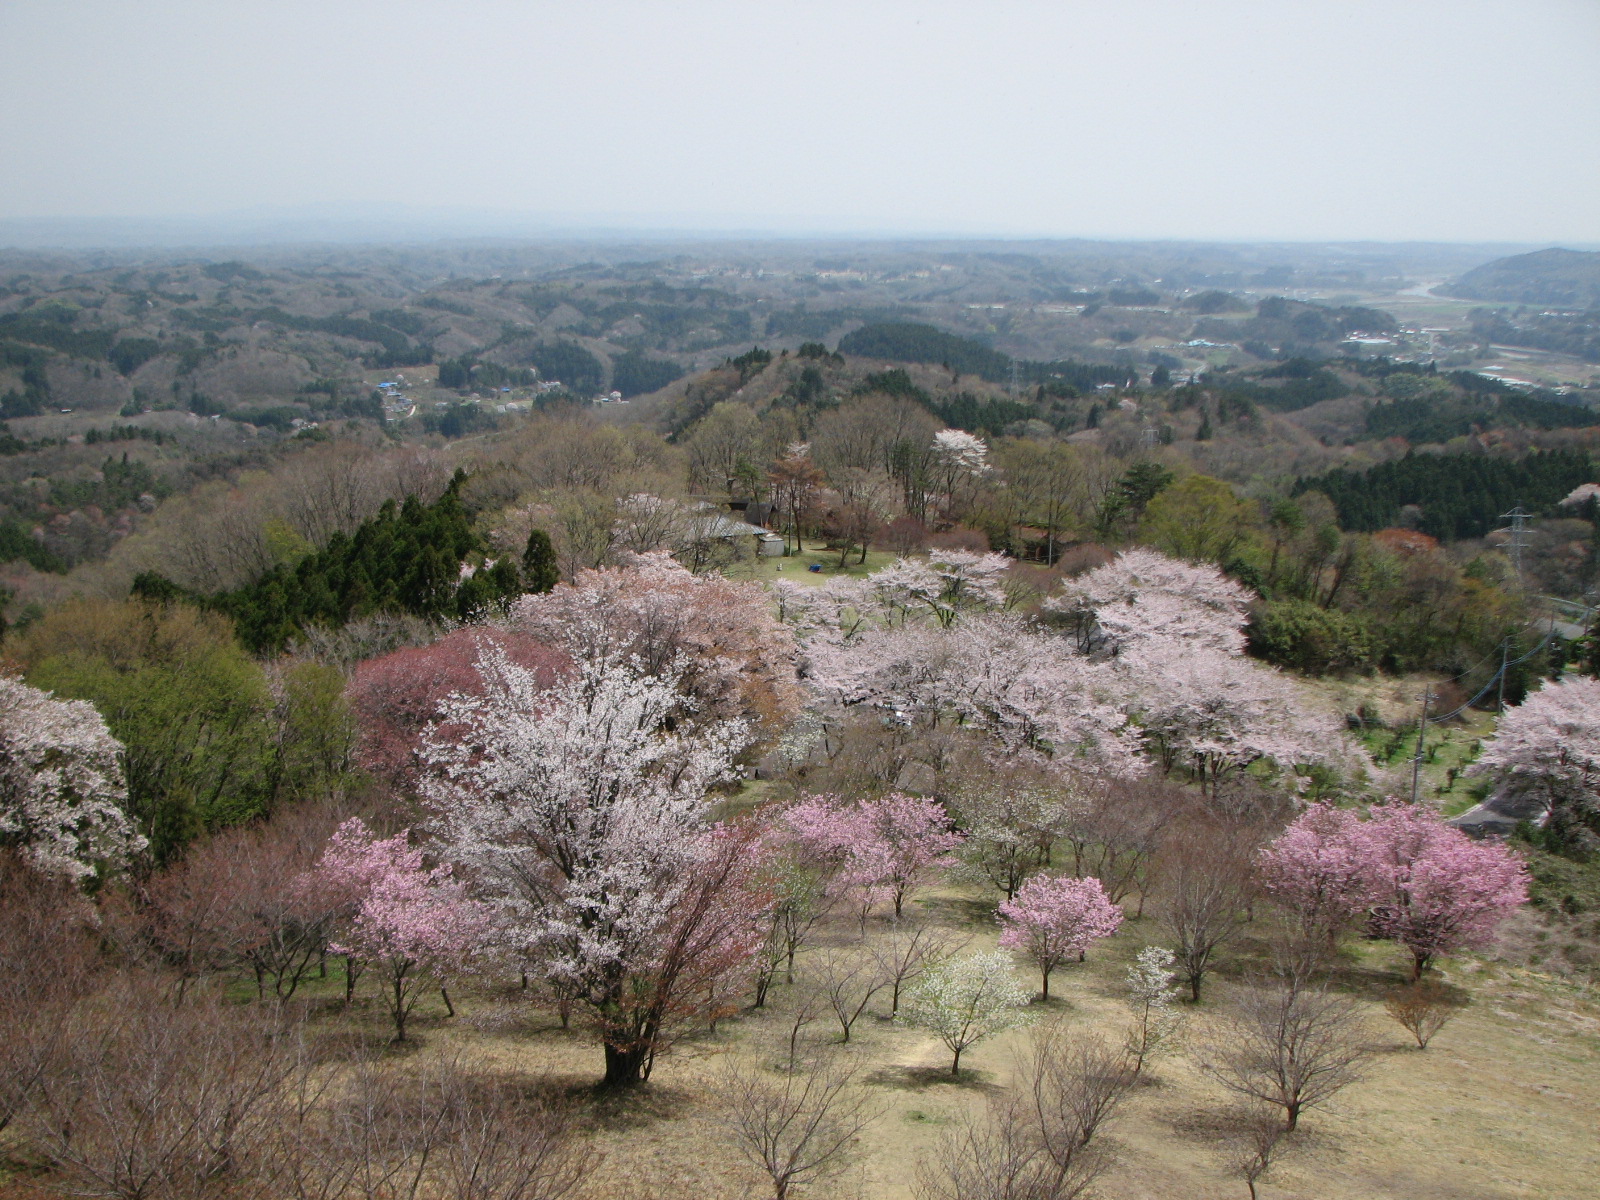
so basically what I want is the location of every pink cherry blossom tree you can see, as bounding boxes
[780,792,963,920]
[857,792,965,918]
[514,550,802,742]
[313,817,490,1042]
[1259,802,1528,979]
[1257,802,1382,946]
[998,874,1123,1000]
[1047,548,1253,657]
[1361,803,1529,979]
[800,615,1144,780]
[881,551,1010,629]
[1118,641,1348,795]
[0,676,143,882]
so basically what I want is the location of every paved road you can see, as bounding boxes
[1449,784,1544,837]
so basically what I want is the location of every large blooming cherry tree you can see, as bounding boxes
[1259,801,1528,978]
[1118,640,1343,795]
[422,644,767,1086]
[0,677,143,881]
[1046,548,1252,657]
[1474,676,1600,852]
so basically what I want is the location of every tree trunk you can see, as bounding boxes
[1284,1101,1300,1132]
[951,1046,962,1076]
[392,974,408,1043]
[1041,967,1051,1001]
[440,986,454,1017]
[601,1042,651,1089]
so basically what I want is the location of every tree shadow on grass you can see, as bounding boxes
[572,1079,703,1132]
[864,1064,1007,1095]
[1219,930,1443,1001]
[917,895,999,929]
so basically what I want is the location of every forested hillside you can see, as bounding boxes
[1295,449,1596,539]
[2,240,1599,1200]
[1443,247,1600,308]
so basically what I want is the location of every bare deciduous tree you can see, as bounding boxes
[1223,1107,1291,1200]
[21,978,298,1200]
[1056,775,1174,913]
[914,1094,1108,1200]
[1200,976,1371,1131]
[265,1052,585,1200]
[719,1050,881,1200]
[1383,981,1461,1050]
[1025,1024,1135,1153]
[870,921,963,1017]
[0,852,99,1136]
[812,949,891,1044]
[1156,822,1253,1003]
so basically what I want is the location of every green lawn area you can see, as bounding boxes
[1354,707,1496,813]
[731,540,903,585]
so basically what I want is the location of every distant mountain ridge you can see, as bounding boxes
[1441,247,1600,309]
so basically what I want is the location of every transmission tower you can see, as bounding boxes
[1499,506,1531,584]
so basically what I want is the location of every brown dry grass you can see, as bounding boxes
[311,877,1600,1200]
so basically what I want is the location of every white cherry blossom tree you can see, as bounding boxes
[1047,548,1252,657]
[422,645,763,1087]
[0,677,143,881]
[1474,676,1600,852]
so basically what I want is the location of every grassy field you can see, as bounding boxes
[732,542,904,585]
[285,871,1600,1200]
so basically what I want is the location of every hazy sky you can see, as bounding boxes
[2,0,1596,243]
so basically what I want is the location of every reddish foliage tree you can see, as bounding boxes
[347,628,567,794]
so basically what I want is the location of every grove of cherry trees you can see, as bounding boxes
[0,524,1587,1200]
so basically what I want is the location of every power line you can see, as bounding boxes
[1498,506,1531,585]
[1410,686,1434,803]
[1425,627,1561,726]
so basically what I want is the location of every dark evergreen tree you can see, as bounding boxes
[522,528,559,593]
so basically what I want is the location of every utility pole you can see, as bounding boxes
[1409,686,1434,804]
[1499,506,1531,585]
[1496,637,1510,715]
[1141,421,1159,452]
